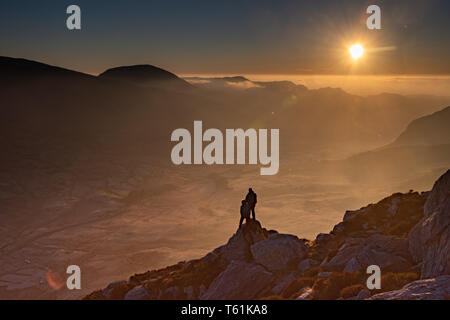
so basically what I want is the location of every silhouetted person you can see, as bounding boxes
[239,200,250,228]
[245,188,257,220]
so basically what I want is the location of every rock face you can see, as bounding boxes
[215,220,270,263]
[200,261,273,300]
[355,289,371,300]
[297,259,319,273]
[370,275,450,300]
[295,287,313,300]
[251,234,308,272]
[124,285,150,300]
[271,273,296,295]
[409,170,450,278]
[101,280,130,300]
[323,235,413,272]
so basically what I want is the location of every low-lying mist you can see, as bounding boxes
[184,74,450,97]
[1,57,449,299]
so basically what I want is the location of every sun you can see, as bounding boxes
[349,44,364,60]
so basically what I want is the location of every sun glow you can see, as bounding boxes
[349,44,364,60]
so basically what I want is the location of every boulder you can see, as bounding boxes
[332,222,345,233]
[343,209,364,221]
[199,284,207,297]
[214,220,269,263]
[344,287,381,300]
[370,275,450,300]
[124,285,150,300]
[200,261,273,300]
[297,259,319,273]
[316,233,333,243]
[250,234,308,272]
[295,287,313,300]
[183,286,195,299]
[271,273,296,295]
[161,286,180,299]
[101,280,129,299]
[356,289,371,300]
[317,272,332,278]
[325,235,413,272]
[408,170,450,278]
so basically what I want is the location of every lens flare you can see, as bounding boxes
[46,271,65,290]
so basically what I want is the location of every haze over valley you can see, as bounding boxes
[0,56,449,299]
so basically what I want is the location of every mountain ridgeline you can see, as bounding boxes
[98,64,192,90]
[390,106,450,147]
[0,56,449,299]
[339,106,450,188]
[2,55,449,152]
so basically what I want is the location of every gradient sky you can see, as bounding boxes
[1,0,449,75]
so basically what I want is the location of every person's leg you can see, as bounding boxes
[251,206,256,220]
[239,216,244,228]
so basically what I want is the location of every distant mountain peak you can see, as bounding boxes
[391,106,450,147]
[98,64,191,89]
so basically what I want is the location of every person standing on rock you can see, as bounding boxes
[239,200,251,228]
[245,188,257,220]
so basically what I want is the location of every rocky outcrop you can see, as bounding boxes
[271,273,296,295]
[297,259,319,273]
[251,234,308,272]
[200,261,273,300]
[409,170,450,278]
[124,285,150,300]
[85,170,449,300]
[84,219,297,300]
[355,289,371,300]
[322,235,413,272]
[370,275,450,300]
[214,220,271,262]
[295,287,313,300]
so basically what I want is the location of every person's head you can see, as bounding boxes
[242,200,246,205]
[248,188,253,193]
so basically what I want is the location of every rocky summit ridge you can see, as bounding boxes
[84,170,450,300]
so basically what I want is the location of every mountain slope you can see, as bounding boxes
[337,106,450,188]
[390,106,450,147]
[84,170,450,300]
[0,57,209,142]
[0,56,95,82]
[2,56,447,153]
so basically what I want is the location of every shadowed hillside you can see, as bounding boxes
[390,106,450,147]
[337,106,450,188]
[99,65,192,90]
